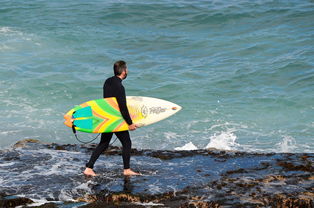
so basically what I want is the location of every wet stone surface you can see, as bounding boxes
[0,139,313,207]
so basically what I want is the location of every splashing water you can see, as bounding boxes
[206,130,239,151]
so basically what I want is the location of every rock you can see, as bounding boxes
[0,194,33,208]
[1,140,313,208]
[13,139,41,148]
[79,201,145,207]
[268,194,314,208]
[27,203,58,208]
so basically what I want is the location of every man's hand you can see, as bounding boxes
[128,124,137,131]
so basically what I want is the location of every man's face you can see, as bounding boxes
[123,67,128,80]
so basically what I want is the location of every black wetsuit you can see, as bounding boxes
[86,76,133,169]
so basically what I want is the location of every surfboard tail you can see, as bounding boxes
[64,114,73,128]
[63,106,96,133]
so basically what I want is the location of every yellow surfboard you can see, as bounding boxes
[64,96,182,133]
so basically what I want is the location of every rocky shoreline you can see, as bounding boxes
[0,139,313,207]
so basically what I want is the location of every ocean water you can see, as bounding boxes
[1,0,313,153]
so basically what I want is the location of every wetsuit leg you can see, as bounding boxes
[86,132,113,169]
[115,131,132,169]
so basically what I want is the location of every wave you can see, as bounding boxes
[175,142,197,150]
[0,26,41,52]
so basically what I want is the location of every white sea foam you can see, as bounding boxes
[74,182,92,192]
[0,130,20,135]
[58,188,76,202]
[0,26,41,53]
[70,181,95,200]
[276,136,297,153]
[0,162,16,167]
[0,26,30,40]
[134,202,165,206]
[164,131,179,140]
[174,142,198,150]
[206,130,239,151]
[0,26,15,34]
[21,199,60,207]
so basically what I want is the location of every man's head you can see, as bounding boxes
[114,60,128,80]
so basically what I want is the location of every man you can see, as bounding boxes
[83,60,140,176]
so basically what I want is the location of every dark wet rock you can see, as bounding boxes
[0,193,33,208]
[12,139,41,148]
[24,203,58,208]
[78,188,221,208]
[1,150,20,161]
[80,201,146,208]
[0,139,313,207]
[179,198,221,208]
[266,193,314,208]
[277,160,314,172]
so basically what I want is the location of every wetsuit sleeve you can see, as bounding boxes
[116,85,133,125]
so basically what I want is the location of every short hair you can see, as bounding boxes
[113,60,127,76]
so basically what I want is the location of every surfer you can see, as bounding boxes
[84,60,140,176]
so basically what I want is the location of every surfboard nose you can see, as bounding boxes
[172,104,182,112]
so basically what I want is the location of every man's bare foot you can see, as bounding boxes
[123,169,141,176]
[83,168,97,176]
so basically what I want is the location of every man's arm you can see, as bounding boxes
[115,85,133,126]
[116,88,137,131]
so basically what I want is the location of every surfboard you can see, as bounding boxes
[64,96,182,133]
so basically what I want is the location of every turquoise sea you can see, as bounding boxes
[1,0,313,153]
